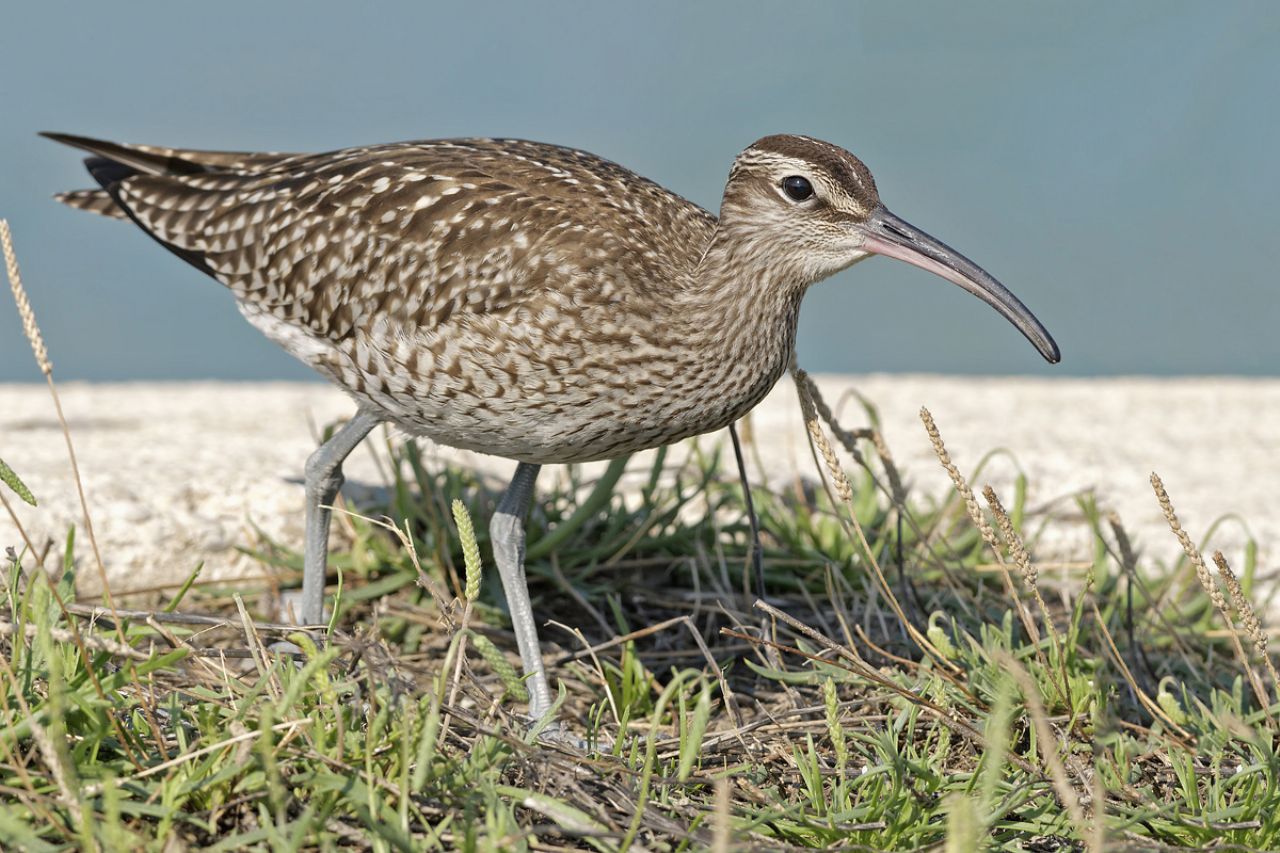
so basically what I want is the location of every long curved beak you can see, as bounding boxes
[859,206,1060,364]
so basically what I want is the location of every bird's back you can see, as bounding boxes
[54,136,716,341]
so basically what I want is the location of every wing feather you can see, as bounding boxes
[50,137,717,343]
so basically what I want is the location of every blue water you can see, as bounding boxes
[1,1,1276,381]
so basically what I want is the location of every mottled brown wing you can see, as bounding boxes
[102,139,716,342]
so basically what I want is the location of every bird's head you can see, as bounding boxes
[719,134,1059,364]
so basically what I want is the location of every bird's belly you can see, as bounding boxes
[365,327,783,464]
[385,376,780,464]
[238,303,788,464]
[395,395,709,464]
[365,357,781,465]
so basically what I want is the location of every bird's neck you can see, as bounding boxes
[683,221,808,344]
[665,223,808,416]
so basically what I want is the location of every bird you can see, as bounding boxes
[44,131,1059,722]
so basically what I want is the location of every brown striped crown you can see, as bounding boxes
[725,134,880,220]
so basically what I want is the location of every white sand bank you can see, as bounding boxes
[0,376,1275,595]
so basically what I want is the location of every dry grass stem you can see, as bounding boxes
[1,219,50,375]
[790,375,980,632]
[920,407,998,553]
[794,369,853,505]
[794,369,957,671]
[1105,512,1138,577]
[28,705,81,809]
[1088,600,1195,744]
[868,427,906,505]
[0,652,84,832]
[922,408,1042,650]
[234,594,281,700]
[982,486,1035,588]
[984,484,1060,653]
[1151,473,1226,612]
[795,370,909,510]
[81,719,315,798]
[792,369,867,466]
[1,219,116,619]
[1152,473,1270,714]
[1214,551,1280,700]
[1002,654,1091,846]
[0,618,157,661]
[712,776,731,853]
[0,491,41,574]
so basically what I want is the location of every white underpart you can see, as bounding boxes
[237,301,336,372]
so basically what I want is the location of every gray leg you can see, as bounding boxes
[299,409,381,625]
[490,462,553,720]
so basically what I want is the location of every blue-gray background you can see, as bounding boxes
[1,2,1275,381]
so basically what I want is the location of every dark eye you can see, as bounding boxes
[782,175,814,201]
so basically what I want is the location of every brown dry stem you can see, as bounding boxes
[984,484,1062,656]
[921,407,1044,656]
[1002,653,1092,847]
[1151,473,1270,716]
[1,219,117,622]
[1214,550,1280,702]
[793,368,957,672]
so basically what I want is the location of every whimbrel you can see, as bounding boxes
[45,131,1059,720]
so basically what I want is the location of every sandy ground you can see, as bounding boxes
[0,376,1275,595]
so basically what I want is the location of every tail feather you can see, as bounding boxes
[43,131,301,220]
[52,188,129,220]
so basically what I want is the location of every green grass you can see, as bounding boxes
[2,402,1279,851]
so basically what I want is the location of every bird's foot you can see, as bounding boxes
[528,718,591,751]
[275,589,329,628]
[267,639,304,656]
[265,589,329,662]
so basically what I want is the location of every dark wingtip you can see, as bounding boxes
[40,131,90,147]
[84,156,138,190]
[44,133,142,189]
